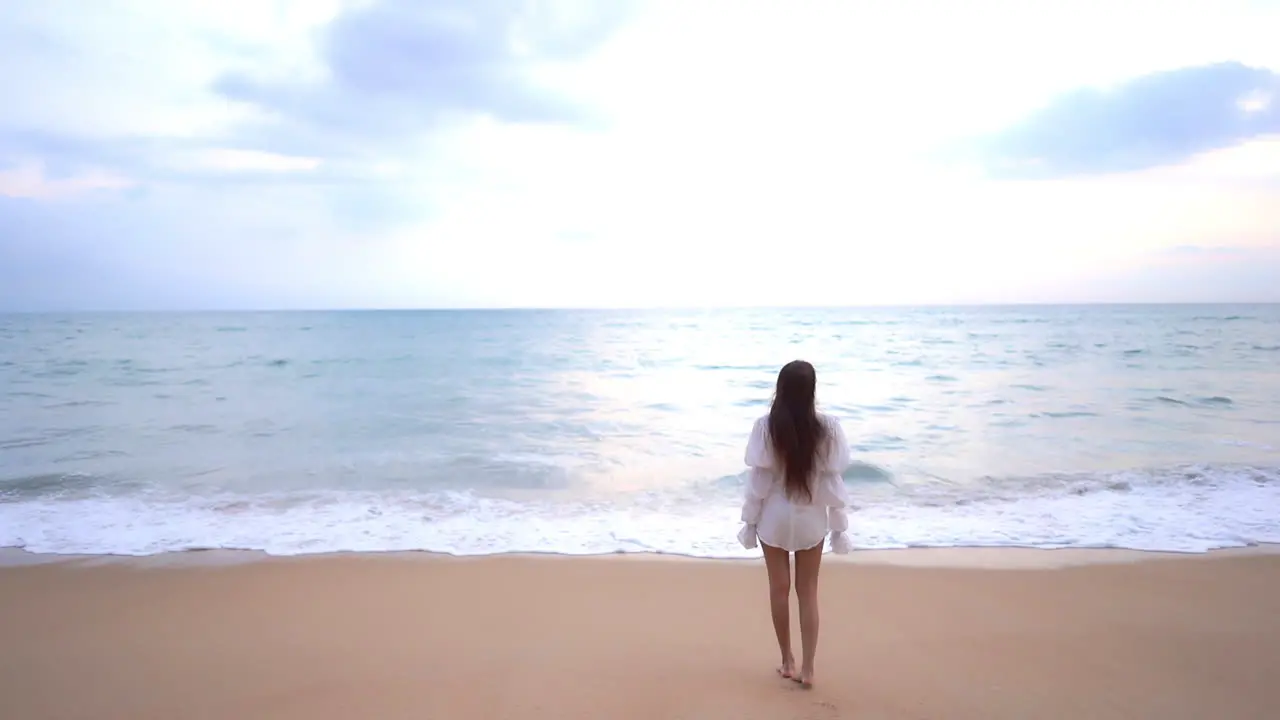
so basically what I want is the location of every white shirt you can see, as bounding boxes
[737,412,854,553]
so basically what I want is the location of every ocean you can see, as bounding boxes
[2,305,1278,559]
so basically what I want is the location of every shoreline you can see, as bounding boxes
[3,542,1277,569]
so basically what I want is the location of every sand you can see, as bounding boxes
[2,551,1278,720]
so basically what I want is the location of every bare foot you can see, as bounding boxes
[776,657,796,679]
[792,669,813,689]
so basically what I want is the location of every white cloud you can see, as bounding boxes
[2,0,1279,309]
[0,162,135,200]
[193,149,323,173]
[1239,91,1273,113]
[0,0,339,140]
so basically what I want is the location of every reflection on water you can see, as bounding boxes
[1,305,1279,499]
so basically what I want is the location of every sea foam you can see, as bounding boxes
[4,464,1277,558]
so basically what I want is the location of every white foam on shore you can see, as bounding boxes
[3,465,1278,559]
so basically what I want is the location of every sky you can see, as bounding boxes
[1,0,1278,311]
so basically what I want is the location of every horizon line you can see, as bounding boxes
[2,300,1278,315]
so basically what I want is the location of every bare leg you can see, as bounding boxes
[793,542,824,688]
[760,542,794,678]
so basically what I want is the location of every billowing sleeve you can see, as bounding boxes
[819,416,854,554]
[826,476,853,553]
[822,415,852,474]
[738,417,774,549]
[744,416,774,468]
[739,468,772,525]
[738,469,774,549]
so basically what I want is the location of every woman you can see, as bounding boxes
[738,360,853,689]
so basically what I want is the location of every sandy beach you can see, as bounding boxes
[2,551,1278,720]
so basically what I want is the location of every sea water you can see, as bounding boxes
[2,305,1278,558]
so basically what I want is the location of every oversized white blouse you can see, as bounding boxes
[737,413,854,554]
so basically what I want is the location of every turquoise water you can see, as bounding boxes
[2,305,1278,557]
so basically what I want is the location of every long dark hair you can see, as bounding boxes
[767,360,828,502]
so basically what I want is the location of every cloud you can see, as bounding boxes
[2,1,1280,311]
[2,0,630,183]
[214,0,632,155]
[979,62,1280,178]
[0,162,135,200]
